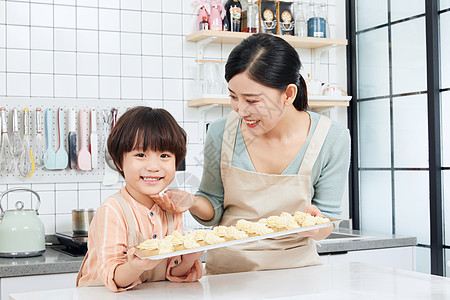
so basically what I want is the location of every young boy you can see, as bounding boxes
[76,106,203,292]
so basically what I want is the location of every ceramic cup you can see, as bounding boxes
[306,78,322,96]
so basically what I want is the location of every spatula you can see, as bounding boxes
[55,107,68,170]
[77,109,92,170]
[44,108,57,170]
[68,108,77,169]
[101,109,119,186]
[89,108,98,169]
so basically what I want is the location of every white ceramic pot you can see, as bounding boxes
[321,83,347,96]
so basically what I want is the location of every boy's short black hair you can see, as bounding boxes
[107,106,186,177]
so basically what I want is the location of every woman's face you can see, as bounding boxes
[228,72,286,136]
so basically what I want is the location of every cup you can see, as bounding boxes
[306,78,322,96]
[202,61,220,96]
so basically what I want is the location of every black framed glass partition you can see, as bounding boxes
[349,0,447,275]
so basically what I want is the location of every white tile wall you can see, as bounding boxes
[0,0,345,233]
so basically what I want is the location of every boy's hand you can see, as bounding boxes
[170,251,204,277]
[127,247,163,271]
[150,189,196,213]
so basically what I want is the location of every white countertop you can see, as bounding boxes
[9,262,450,300]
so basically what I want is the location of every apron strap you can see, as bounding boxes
[298,115,332,175]
[112,191,137,235]
[220,110,240,166]
[165,211,174,235]
[113,191,176,237]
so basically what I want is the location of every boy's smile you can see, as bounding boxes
[122,148,176,208]
[141,176,163,183]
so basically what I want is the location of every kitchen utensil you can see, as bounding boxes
[102,109,119,186]
[77,109,92,170]
[44,108,57,170]
[68,108,77,169]
[54,107,68,169]
[0,188,45,258]
[104,108,117,170]
[18,108,35,178]
[10,108,23,157]
[72,208,95,234]
[89,108,98,169]
[54,232,88,256]
[34,108,47,167]
[0,107,16,173]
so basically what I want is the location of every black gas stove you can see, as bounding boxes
[54,232,88,257]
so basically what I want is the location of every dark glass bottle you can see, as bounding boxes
[224,0,242,32]
[223,13,230,31]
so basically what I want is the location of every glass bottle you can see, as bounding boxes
[196,6,209,31]
[294,0,307,37]
[209,4,223,30]
[244,0,259,33]
[225,0,242,32]
[318,1,330,38]
[199,15,209,31]
[307,0,326,38]
[223,13,230,31]
[306,0,315,23]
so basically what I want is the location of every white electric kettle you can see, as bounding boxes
[0,188,46,257]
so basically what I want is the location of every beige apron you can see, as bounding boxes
[77,192,174,287]
[206,111,332,275]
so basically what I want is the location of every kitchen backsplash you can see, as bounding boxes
[0,0,342,234]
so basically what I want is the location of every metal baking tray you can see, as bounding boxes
[134,218,341,260]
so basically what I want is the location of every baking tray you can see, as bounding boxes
[134,218,341,260]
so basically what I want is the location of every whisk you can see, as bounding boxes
[18,108,35,177]
[0,107,16,173]
[10,108,23,157]
[34,107,47,167]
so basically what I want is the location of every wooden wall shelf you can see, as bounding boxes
[186,31,350,142]
[186,30,348,49]
[188,96,351,110]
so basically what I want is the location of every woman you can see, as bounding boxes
[155,33,350,275]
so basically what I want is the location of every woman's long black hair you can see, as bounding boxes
[225,33,308,111]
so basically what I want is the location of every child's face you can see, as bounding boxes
[122,148,176,203]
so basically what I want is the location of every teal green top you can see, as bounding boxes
[192,111,351,226]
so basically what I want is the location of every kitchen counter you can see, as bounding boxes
[317,227,417,254]
[9,262,450,300]
[0,247,82,278]
[0,228,417,278]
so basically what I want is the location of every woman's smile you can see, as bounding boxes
[244,119,260,128]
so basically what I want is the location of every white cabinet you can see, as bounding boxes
[0,272,77,300]
[320,246,416,271]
